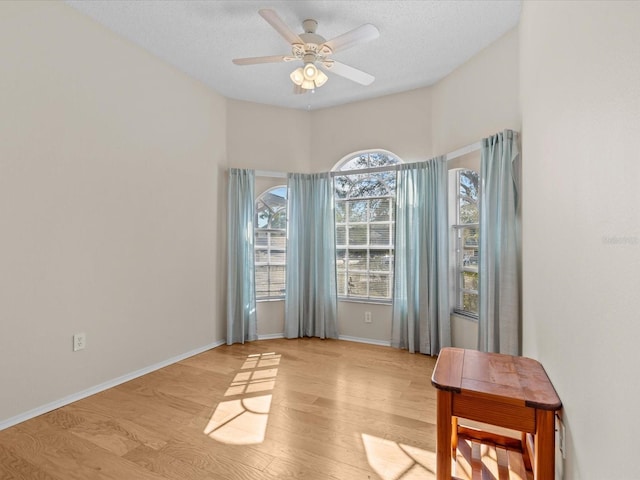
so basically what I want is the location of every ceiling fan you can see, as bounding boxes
[232,9,379,93]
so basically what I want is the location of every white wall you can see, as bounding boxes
[431,27,521,154]
[520,2,640,478]
[311,88,434,170]
[226,99,311,173]
[0,1,227,425]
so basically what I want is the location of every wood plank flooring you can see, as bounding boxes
[0,338,531,479]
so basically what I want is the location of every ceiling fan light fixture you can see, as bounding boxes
[303,62,318,80]
[314,69,328,87]
[290,67,305,86]
[291,63,328,90]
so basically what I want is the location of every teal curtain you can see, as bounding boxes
[226,168,257,345]
[478,130,521,355]
[285,173,338,339]
[391,157,451,355]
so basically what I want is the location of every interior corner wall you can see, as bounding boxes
[310,88,434,171]
[226,99,312,173]
[431,26,520,155]
[520,1,640,478]
[0,1,227,425]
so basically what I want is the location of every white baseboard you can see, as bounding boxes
[338,335,392,347]
[0,340,225,432]
[257,333,285,340]
[256,333,391,347]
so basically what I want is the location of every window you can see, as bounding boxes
[452,169,479,316]
[255,186,287,300]
[333,151,401,302]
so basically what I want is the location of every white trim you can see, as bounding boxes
[249,140,485,179]
[0,340,225,432]
[338,335,392,347]
[445,141,482,161]
[256,169,287,179]
[257,333,285,340]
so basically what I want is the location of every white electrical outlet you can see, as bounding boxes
[73,333,86,351]
[364,311,372,323]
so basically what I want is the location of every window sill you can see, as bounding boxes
[338,297,392,306]
[452,309,479,322]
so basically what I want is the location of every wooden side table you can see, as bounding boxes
[431,347,561,480]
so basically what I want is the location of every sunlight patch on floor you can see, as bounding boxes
[204,352,280,445]
[361,433,436,480]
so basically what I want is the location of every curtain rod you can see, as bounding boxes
[254,140,483,179]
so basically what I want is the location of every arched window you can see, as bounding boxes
[333,151,402,301]
[255,186,287,300]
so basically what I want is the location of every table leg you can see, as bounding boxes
[534,409,555,480]
[436,389,453,480]
[452,416,458,457]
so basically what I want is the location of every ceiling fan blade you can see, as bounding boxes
[322,60,375,86]
[259,9,303,45]
[321,24,379,54]
[232,55,295,65]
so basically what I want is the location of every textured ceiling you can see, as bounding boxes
[65,0,521,111]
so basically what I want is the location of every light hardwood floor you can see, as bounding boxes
[0,338,530,479]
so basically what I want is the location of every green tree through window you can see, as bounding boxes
[255,186,287,299]
[333,151,401,301]
[453,169,479,315]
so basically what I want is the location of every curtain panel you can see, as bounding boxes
[284,173,338,339]
[478,129,521,355]
[391,157,451,355]
[226,168,258,345]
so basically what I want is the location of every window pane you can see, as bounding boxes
[347,273,368,296]
[335,202,346,223]
[370,224,390,245]
[255,249,268,263]
[353,178,387,198]
[348,225,367,245]
[342,155,370,171]
[369,250,391,272]
[256,208,270,228]
[462,293,478,314]
[271,210,287,229]
[459,169,479,224]
[271,231,286,248]
[369,152,393,167]
[255,231,268,246]
[334,177,350,199]
[336,225,346,245]
[348,200,368,222]
[255,186,287,299]
[269,266,286,296]
[337,271,347,296]
[270,250,285,264]
[462,271,478,291]
[460,203,478,224]
[452,170,480,314]
[334,151,400,302]
[347,250,368,270]
[368,274,390,298]
[255,266,269,296]
[370,198,390,221]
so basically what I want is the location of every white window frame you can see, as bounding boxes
[254,186,287,301]
[450,168,480,318]
[332,150,402,303]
